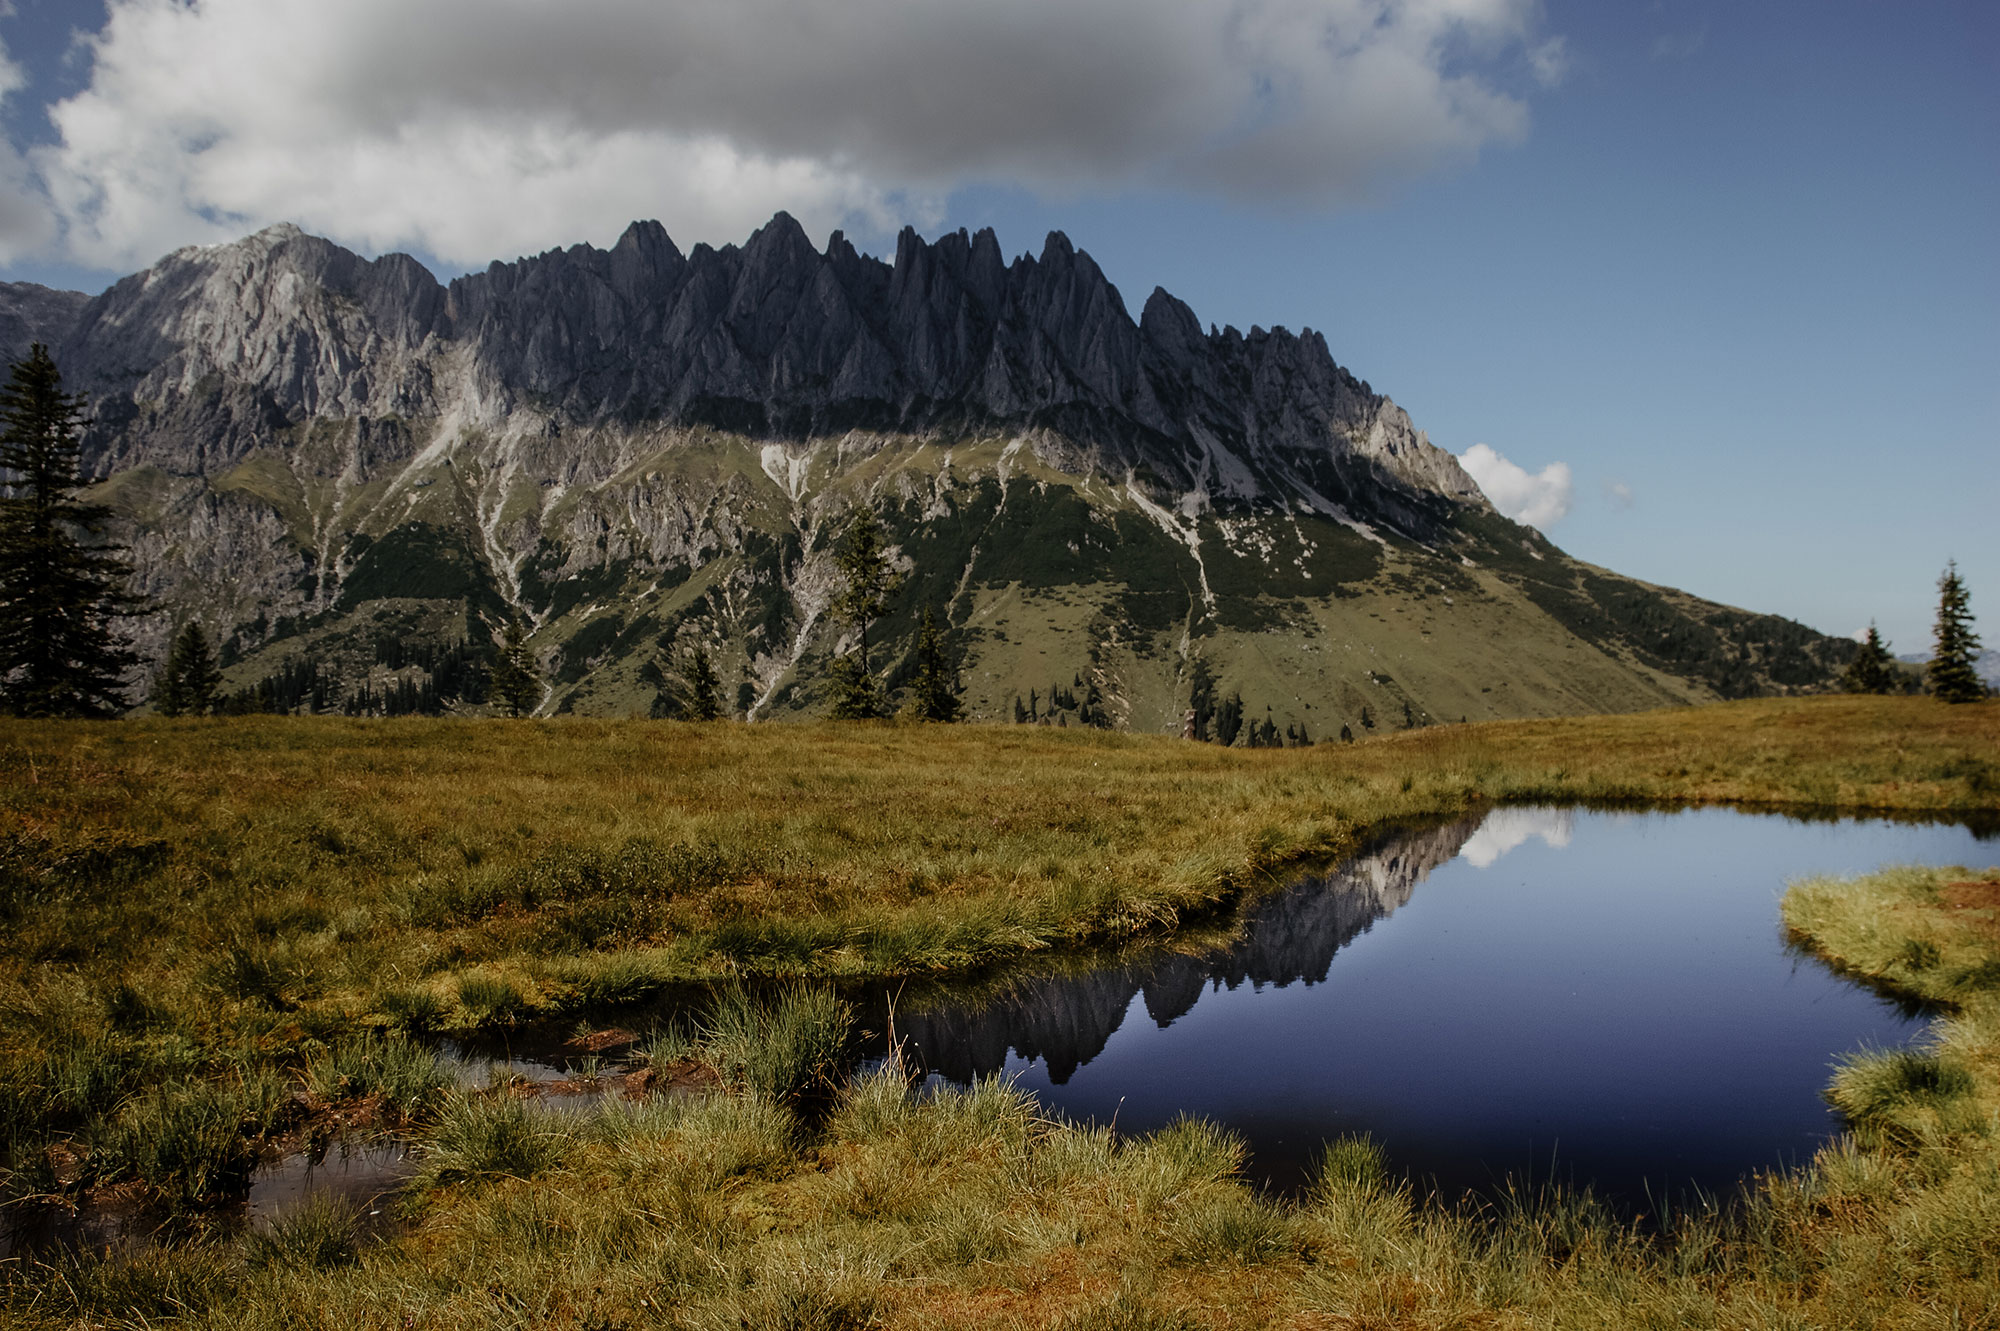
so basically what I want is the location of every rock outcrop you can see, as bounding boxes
[40,215,1481,537]
[0,215,1856,721]
[0,282,90,364]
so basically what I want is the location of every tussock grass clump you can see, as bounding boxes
[702,985,853,1104]
[549,949,675,1010]
[90,1071,291,1209]
[636,1018,697,1072]
[452,971,527,1025]
[414,1093,577,1188]
[301,1032,448,1118]
[699,1247,886,1331]
[373,984,448,1034]
[1829,1044,1981,1151]
[0,1244,229,1329]
[1053,1288,1211,1331]
[242,1193,362,1273]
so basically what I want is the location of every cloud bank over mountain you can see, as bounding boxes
[8,0,1558,271]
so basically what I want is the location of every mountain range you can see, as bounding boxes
[0,215,1856,729]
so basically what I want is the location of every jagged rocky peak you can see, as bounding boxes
[0,281,91,363]
[16,212,1487,525]
[59,220,446,428]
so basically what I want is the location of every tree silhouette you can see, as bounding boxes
[0,345,139,716]
[904,606,963,722]
[156,622,221,717]
[1928,561,1985,704]
[828,507,898,719]
[674,641,724,720]
[490,615,541,717]
[1840,622,1899,695]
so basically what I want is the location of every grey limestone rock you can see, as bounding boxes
[14,213,1483,536]
[0,281,90,364]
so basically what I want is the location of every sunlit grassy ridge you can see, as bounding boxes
[1,697,1996,1326]
[0,697,1993,1062]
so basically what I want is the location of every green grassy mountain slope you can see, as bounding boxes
[3,214,1854,728]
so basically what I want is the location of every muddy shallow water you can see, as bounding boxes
[876,807,1994,1203]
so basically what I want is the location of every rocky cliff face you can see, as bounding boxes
[0,216,1855,722]
[53,215,1478,533]
[0,282,91,364]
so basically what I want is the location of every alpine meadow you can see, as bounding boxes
[1,4,1997,1324]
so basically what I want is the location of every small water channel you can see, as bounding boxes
[876,807,1995,1204]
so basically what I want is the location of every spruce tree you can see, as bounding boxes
[827,507,898,720]
[1928,560,1985,704]
[904,606,963,722]
[1214,691,1244,746]
[0,345,139,716]
[156,622,221,717]
[490,615,541,717]
[1840,622,1899,695]
[674,642,724,721]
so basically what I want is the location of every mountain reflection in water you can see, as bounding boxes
[882,807,1984,1203]
[894,816,1484,1086]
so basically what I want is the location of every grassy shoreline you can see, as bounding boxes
[4,867,1995,1328]
[2,696,1997,1325]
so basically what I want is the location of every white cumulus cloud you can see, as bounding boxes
[1458,807,1574,869]
[18,0,1558,272]
[1458,443,1572,528]
[0,32,54,264]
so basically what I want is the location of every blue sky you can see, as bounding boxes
[1,0,1992,650]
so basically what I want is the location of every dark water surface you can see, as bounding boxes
[886,808,1995,1203]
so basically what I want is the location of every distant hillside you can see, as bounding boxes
[3,216,1856,728]
[1900,649,2000,689]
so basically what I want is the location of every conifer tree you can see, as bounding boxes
[1928,560,1985,704]
[156,621,221,717]
[1214,691,1244,746]
[1840,622,1899,695]
[0,345,139,716]
[675,641,724,721]
[827,507,898,719]
[904,606,963,722]
[490,615,541,717]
